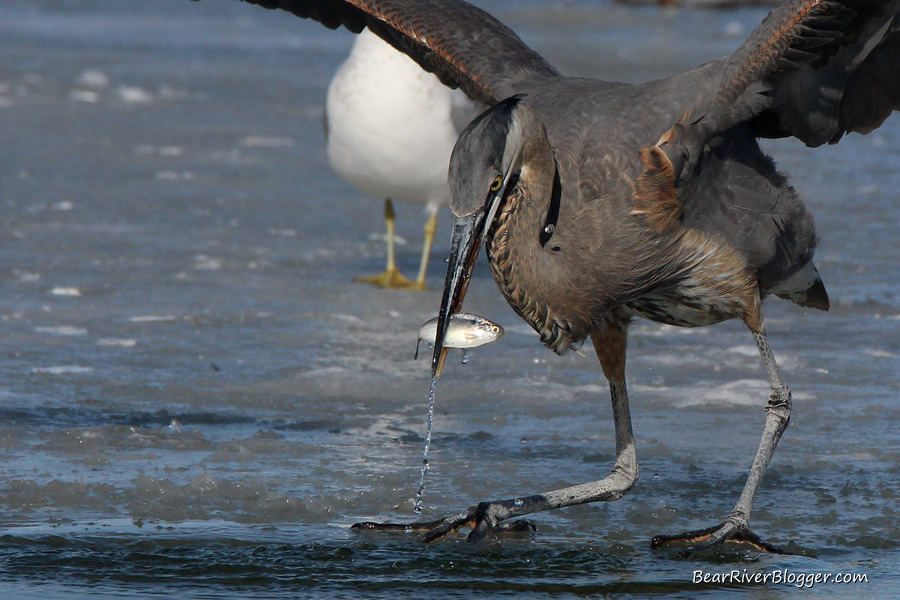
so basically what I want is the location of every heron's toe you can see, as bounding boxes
[423,502,536,543]
[352,503,537,544]
[652,518,788,557]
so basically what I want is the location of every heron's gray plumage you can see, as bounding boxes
[227,0,899,552]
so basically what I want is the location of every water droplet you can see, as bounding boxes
[513,497,524,507]
[404,526,413,535]
[461,349,470,365]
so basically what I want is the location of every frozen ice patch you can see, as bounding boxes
[76,69,110,88]
[129,315,177,323]
[97,338,137,347]
[863,348,899,358]
[31,365,94,375]
[50,287,81,296]
[15,271,41,282]
[118,85,153,104]
[634,378,815,409]
[135,144,182,156]
[727,344,801,369]
[158,146,183,156]
[193,255,222,270]
[155,170,194,181]
[689,378,770,407]
[723,21,745,37]
[34,325,87,336]
[68,89,99,103]
[157,85,188,101]
[240,136,296,148]
[858,183,879,196]
[332,313,364,324]
[368,232,407,245]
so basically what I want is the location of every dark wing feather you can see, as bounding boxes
[834,29,900,141]
[680,127,818,291]
[237,0,561,104]
[705,0,899,147]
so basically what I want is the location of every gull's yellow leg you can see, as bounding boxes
[354,198,417,289]
[409,211,438,291]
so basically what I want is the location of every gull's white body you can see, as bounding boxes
[327,29,475,216]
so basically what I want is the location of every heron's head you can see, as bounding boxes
[431,97,553,378]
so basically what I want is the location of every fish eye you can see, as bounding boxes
[489,175,502,191]
[491,326,500,334]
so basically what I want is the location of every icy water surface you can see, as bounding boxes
[1,0,898,598]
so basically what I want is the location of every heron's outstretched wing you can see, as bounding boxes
[237,0,561,104]
[712,0,899,146]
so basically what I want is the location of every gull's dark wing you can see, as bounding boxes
[237,0,561,104]
[711,0,899,146]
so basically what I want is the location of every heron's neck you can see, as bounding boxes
[487,147,585,354]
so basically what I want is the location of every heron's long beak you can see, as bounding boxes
[431,210,487,380]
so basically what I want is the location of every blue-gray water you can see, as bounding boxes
[1,1,898,598]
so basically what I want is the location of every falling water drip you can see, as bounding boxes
[413,376,438,515]
[461,349,470,365]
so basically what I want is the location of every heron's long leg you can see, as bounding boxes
[354,322,640,542]
[410,210,438,291]
[652,309,791,555]
[354,198,417,289]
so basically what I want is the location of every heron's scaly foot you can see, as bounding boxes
[352,503,537,543]
[351,517,449,534]
[353,268,418,289]
[651,515,787,557]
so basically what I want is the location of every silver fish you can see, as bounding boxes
[415,313,503,359]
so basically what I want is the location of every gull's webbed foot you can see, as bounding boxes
[651,515,787,557]
[354,267,419,289]
[352,502,537,543]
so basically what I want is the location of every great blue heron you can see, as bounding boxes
[327,28,477,289]
[236,0,899,554]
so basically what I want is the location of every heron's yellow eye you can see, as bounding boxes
[490,175,502,191]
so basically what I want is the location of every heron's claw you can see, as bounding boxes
[651,516,788,557]
[420,506,537,543]
[352,502,537,543]
[351,516,450,534]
